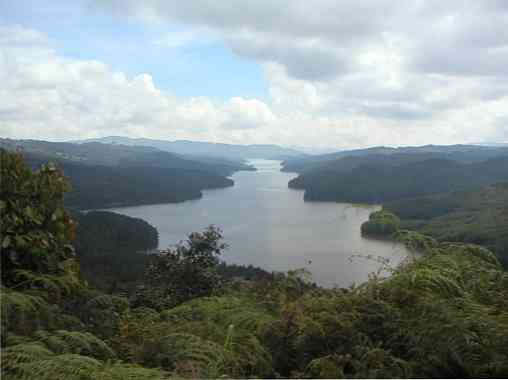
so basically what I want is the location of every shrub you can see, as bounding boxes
[361,210,401,237]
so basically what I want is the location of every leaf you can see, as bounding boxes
[51,208,64,222]
[2,235,11,248]
[25,206,36,221]
[15,235,27,248]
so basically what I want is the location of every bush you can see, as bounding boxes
[133,226,226,309]
[361,210,401,237]
[1,150,77,287]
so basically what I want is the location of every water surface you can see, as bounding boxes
[108,159,410,287]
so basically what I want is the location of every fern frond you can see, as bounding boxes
[33,330,116,360]
[1,342,54,372]
[11,269,82,303]
[1,287,57,335]
[3,354,102,380]
[153,333,224,377]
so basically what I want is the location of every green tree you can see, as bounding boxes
[361,210,400,237]
[134,226,226,309]
[1,150,78,287]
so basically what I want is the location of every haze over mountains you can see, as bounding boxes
[282,144,508,173]
[0,138,253,176]
[72,136,305,161]
[0,138,253,209]
[4,137,508,210]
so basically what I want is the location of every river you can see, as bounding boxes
[107,159,410,287]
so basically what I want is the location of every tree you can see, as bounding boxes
[361,210,400,237]
[0,150,78,287]
[134,226,226,309]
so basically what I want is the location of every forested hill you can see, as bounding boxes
[0,138,254,176]
[72,211,159,292]
[384,183,508,267]
[289,154,508,203]
[23,152,233,210]
[72,136,306,161]
[0,139,246,209]
[282,143,508,173]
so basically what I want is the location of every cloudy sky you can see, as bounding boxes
[1,0,508,150]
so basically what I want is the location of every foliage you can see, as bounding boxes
[394,230,439,252]
[282,144,508,174]
[1,150,77,286]
[2,352,167,380]
[15,145,236,210]
[31,330,115,360]
[2,150,508,379]
[1,288,57,339]
[80,294,130,338]
[386,183,508,266]
[72,211,158,292]
[361,210,400,237]
[217,262,272,280]
[289,154,508,203]
[133,226,226,310]
[0,137,254,175]
[259,241,508,378]
[112,296,275,378]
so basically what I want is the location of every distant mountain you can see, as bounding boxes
[289,155,508,204]
[72,136,306,161]
[0,138,253,176]
[282,144,508,173]
[472,142,508,147]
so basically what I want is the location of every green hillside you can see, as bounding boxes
[282,144,508,173]
[0,139,251,210]
[0,138,254,176]
[289,156,508,203]
[2,150,508,379]
[385,183,508,267]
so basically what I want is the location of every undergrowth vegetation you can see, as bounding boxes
[1,150,508,378]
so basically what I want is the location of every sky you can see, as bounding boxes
[1,0,508,151]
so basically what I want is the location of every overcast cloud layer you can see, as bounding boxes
[1,1,508,148]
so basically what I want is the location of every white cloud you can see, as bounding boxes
[88,1,508,126]
[222,97,277,130]
[153,29,217,48]
[0,25,274,143]
[1,16,508,149]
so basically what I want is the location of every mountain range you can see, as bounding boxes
[71,136,305,161]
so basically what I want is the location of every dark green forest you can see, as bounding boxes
[72,211,159,292]
[282,144,508,173]
[2,148,508,379]
[360,210,401,237]
[43,157,234,210]
[287,145,508,270]
[0,139,251,209]
[0,138,255,176]
[289,156,508,203]
[384,183,508,267]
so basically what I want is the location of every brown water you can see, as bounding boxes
[108,159,410,287]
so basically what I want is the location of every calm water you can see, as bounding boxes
[108,159,410,287]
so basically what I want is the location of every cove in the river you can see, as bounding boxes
[107,159,410,287]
